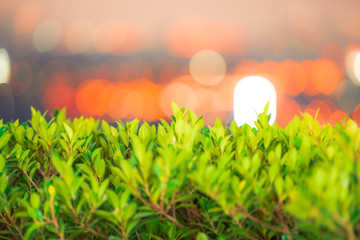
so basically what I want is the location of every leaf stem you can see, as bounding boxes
[50,196,64,240]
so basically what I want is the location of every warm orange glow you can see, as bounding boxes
[304,99,334,124]
[164,17,243,57]
[281,60,307,97]
[211,75,238,112]
[261,61,289,96]
[202,111,228,126]
[189,50,227,86]
[14,2,42,34]
[329,110,347,126]
[129,79,162,121]
[108,82,129,120]
[108,79,162,121]
[233,60,263,76]
[64,20,94,54]
[353,104,360,126]
[276,97,301,127]
[43,82,77,118]
[302,60,318,96]
[76,79,110,117]
[159,79,198,117]
[310,59,340,95]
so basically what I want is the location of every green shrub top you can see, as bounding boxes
[0,103,359,240]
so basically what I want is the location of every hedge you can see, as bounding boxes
[0,102,359,239]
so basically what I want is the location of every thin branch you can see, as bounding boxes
[21,169,40,192]
[236,209,290,235]
[233,219,258,240]
[50,197,64,240]
[131,184,183,228]
[69,202,109,239]
[2,213,24,240]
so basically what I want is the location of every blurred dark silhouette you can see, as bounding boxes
[0,83,15,122]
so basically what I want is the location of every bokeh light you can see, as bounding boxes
[310,59,340,95]
[234,76,277,128]
[14,2,42,35]
[0,49,11,84]
[33,20,62,52]
[76,79,110,117]
[304,99,334,125]
[353,53,360,85]
[281,60,307,97]
[329,110,347,127]
[276,97,302,128]
[43,81,77,118]
[1,1,360,127]
[345,44,360,86]
[159,81,198,117]
[302,60,318,96]
[189,50,226,86]
[261,61,288,96]
[337,80,360,115]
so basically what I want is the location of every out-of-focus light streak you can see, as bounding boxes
[189,50,226,86]
[233,76,277,128]
[0,49,11,84]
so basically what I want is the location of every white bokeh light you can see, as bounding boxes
[189,50,226,86]
[33,20,62,52]
[234,76,277,128]
[0,49,11,84]
[354,53,360,85]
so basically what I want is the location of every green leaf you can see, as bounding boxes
[24,223,41,240]
[0,132,11,151]
[63,122,73,140]
[0,154,5,172]
[97,159,106,179]
[196,232,208,240]
[171,102,180,116]
[30,193,40,209]
[102,120,111,136]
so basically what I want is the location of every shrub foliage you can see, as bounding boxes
[0,103,359,239]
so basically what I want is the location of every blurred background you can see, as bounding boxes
[1,0,360,127]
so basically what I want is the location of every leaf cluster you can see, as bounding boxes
[0,103,359,239]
